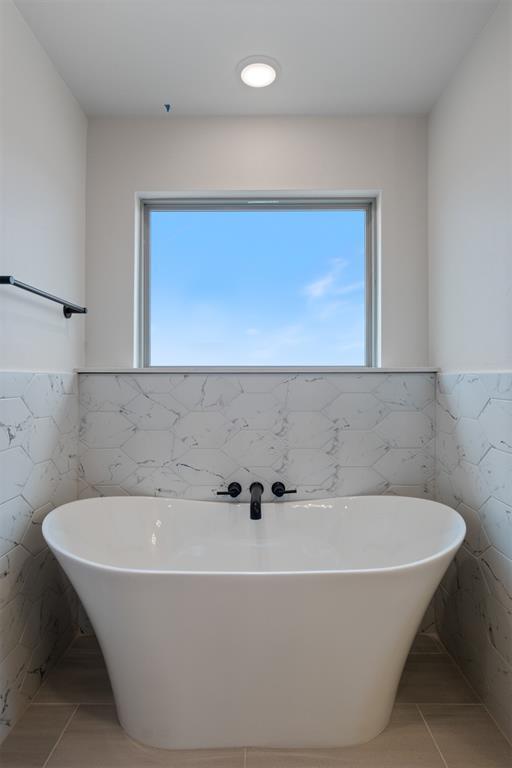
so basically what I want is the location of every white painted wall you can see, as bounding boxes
[0,0,87,372]
[428,1,512,371]
[85,115,428,368]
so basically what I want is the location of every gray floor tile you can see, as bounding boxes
[34,642,113,704]
[245,705,445,767]
[0,704,75,767]
[46,704,245,768]
[420,704,512,767]
[397,654,478,704]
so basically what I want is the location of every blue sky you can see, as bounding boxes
[149,209,366,365]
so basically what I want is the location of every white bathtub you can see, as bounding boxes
[43,495,464,749]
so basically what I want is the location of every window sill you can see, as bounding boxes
[76,366,438,374]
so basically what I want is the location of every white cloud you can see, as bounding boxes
[303,258,359,299]
[305,273,336,299]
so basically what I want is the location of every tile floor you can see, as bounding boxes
[1,634,510,768]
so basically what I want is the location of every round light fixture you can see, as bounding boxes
[239,57,278,88]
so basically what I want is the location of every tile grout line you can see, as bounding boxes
[34,701,112,706]
[416,705,449,768]
[481,703,512,748]
[41,703,79,768]
[408,702,481,707]
[435,639,482,702]
[395,702,481,708]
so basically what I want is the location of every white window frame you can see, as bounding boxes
[138,196,378,369]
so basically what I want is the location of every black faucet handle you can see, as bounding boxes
[271,482,297,498]
[217,482,242,498]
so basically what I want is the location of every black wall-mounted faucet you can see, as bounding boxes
[249,482,264,520]
[217,482,293,518]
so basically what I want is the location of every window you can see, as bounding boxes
[140,198,376,367]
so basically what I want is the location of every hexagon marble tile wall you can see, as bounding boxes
[77,372,436,503]
[0,372,79,742]
[435,372,512,741]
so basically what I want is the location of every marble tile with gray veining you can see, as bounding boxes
[0,372,79,743]
[79,372,435,503]
[435,371,512,741]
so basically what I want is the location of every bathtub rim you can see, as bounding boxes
[42,495,466,578]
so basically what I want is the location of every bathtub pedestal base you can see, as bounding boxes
[99,571,436,749]
[119,712,393,750]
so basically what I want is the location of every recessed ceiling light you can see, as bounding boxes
[239,57,278,88]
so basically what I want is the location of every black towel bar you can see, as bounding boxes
[0,275,87,318]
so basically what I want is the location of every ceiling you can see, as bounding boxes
[15,0,498,117]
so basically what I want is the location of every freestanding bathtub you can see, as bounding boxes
[43,495,465,749]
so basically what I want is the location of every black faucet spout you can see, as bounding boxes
[249,482,264,520]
